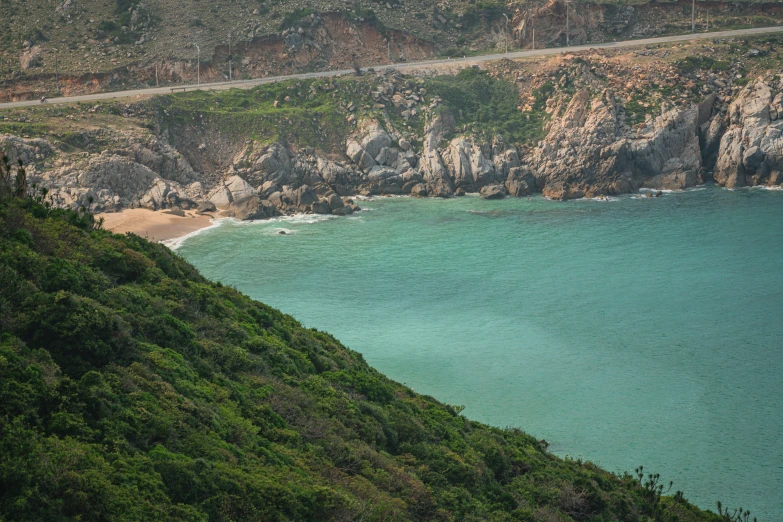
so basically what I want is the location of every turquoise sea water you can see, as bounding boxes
[174,186,783,519]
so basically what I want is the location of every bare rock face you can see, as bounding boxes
[419,112,455,198]
[132,139,198,186]
[75,156,158,201]
[250,142,294,185]
[636,108,702,190]
[317,157,350,186]
[714,79,783,188]
[531,89,622,198]
[208,175,256,208]
[35,154,195,212]
[531,88,703,198]
[444,136,496,191]
[492,136,522,179]
[20,45,43,70]
[0,134,56,165]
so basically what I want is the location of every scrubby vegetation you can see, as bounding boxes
[0,174,727,520]
[425,68,551,144]
[156,79,364,152]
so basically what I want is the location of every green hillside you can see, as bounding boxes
[0,181,725,520]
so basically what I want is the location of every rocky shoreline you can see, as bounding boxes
[2,70,783,223]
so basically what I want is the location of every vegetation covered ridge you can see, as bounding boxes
[0,177,728,521]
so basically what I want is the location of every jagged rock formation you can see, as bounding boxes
[713,79,783,188]
[9,75,783,225]
[531,88,703,199]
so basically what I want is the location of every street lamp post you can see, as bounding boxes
[193,43,200,85]
[228,32,232,81]
[54,50,60,94]
[502,13,510,55]
[692,0,696,32]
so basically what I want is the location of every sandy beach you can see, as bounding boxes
[97,208,217,242]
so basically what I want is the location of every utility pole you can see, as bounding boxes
[155,62,159,86]
[502,13,510,55]
[228,32,232,81]
[566,0,570,46]
[530,13,535,50]
[54,49,60,94]
[692,0,696,32]
[193,43,200,85]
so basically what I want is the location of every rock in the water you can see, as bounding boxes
[479,184,507,200]
[505,167,537,197]
[311,200,331,214]
[410,183,428,197]
[326,193,345,211]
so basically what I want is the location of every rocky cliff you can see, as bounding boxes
[3,67,782,223]
[713,78,783,188]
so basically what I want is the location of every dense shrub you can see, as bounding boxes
[0,196,721,521]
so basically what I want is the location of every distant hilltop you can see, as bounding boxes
[2,0,783,101]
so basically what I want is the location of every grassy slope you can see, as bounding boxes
[0,193,725,521]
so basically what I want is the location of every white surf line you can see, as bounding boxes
[1,25,782,109]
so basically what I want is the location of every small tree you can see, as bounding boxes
[634,466,684,522]
[716,501,757,522]
[14,160,26,198]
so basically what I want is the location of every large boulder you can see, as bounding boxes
[209,186,232,208]
[196,201,217,214]
[346,140,376,170]
[132,140,197,185]
[317,157,350,186]
[360,120,393,159]
[251,142,293,184]
[225,175,256,200]
[505,167,537,197]
[76,156,159,200]
[479,184,507,200]
[139,179,190,210]
[225,195,280,220]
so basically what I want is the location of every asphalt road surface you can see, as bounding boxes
[2,25,781,109]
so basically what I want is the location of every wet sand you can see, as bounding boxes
[97,208,216,242]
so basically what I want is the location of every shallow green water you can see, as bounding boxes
[175,186,783,519]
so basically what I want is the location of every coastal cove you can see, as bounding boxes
[174,187,783,520]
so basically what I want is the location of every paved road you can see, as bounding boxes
[2,25,782,109]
